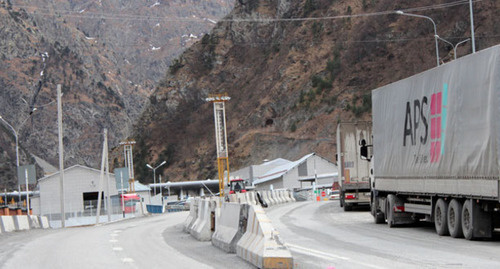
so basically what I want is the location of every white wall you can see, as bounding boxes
[39,166,118,215]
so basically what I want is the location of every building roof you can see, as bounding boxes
[37,164,113,183]
[258,158,291,168]
[253,153,315,185]
[118,181,150,192]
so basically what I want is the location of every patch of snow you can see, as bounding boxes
[151,47,161,51]
[204,18,217,24]
[79,9,85,13]
[150,1,160,8]
[85,36,95,40]
[189,34,198,39]
[155,23,160,27]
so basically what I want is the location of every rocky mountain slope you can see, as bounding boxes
[133,0,500,183]
[0,0,234,189]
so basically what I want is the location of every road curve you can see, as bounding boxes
[0,212,251,269]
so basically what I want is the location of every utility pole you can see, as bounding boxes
[469,0,476,53]
[96,128,108,224]
[57,84,65,228]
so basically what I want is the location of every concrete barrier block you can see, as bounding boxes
[282,190,290,203]
[13,215,30,231]
[0,216,15,232]
[28,215,41,229]
[229,194,238,203]
[212,203,248,253]
[246,192,257,205]
[277,190,285,204]
[39,216,50,229]
[266,191,275,206]
[271,191,280,205]
[190,199,214,241]
[184,198,199,233]
[288,190,296,202]
[284,190,292,203]
[236,205,293,268]
[236,193,247,204]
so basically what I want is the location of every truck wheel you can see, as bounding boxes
[371,198,385,224]
[447,199,463,238]
[462,199,474,240]
[386,194,396,228]
[344,203,352,212]
[434,198,449,236]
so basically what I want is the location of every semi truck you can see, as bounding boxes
[336,122,372,211]
[365,44,500,240]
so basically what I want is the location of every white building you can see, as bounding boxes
[231,158,292,186]
[31,165,119,217]
[250,153,338,191]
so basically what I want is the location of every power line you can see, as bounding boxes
[9,0,482,23]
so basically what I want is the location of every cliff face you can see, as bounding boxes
[0,0,233,189]
[134,0,500,183]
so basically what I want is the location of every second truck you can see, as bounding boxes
[336,122,372,211]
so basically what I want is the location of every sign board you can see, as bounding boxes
[114,168,129,190]
[321,191,326,197]
[17,165,36,185]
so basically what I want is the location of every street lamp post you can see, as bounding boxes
[435,36,471,60]
[0,114,33,207]
[396,10,440,67]
[146,161,166,196]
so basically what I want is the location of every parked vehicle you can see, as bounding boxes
[336,122,372,211]
[365,45,500,240]
[228,178,246,194]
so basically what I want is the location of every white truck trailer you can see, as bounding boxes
[366,44,500,240]
[336,122,372,211]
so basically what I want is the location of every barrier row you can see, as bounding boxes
[183,191,295,268]
[227,190,295,208]
[0,215,50,233]
[258,189,296,207]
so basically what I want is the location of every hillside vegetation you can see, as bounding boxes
[132,0,500,183]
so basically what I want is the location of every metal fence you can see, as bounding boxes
[43,196,144,228]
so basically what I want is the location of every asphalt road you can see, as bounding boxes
[2,201,500,269]
[265,200,500,269]
[0,212,252,269]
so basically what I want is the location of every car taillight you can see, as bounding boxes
[229,191,235,194]
[393,205,405,212]
[241,190,247,193]
[345,194,356,199]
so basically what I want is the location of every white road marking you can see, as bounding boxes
[113,247,123,251]
[109,239,118,243]
[122,258,134,263]
[287,243,385,269]
[287,243,349,261]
